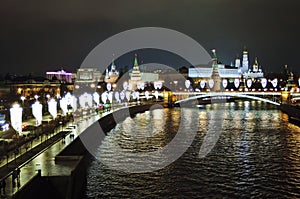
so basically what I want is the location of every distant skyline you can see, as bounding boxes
[0,0,299,76]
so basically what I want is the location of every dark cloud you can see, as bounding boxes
[0,0,299,75]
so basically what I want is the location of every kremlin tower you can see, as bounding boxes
[129,54,142,90]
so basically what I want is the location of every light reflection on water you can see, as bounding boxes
[86,101,300,198]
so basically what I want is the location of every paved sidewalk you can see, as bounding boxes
[0,113,101,198]
[0,114,66,169]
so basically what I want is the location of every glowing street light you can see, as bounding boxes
[34,95,39,101]
[48,98,57,119]
[20,96,25,107]
[32,101,43,126]
[10,104,23,134]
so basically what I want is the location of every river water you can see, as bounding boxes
[85,101,300,198]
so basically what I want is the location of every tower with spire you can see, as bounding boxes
[129,54,142,90]
[210,49,221,91]
[242,47,249,73]
[104,55,119,84]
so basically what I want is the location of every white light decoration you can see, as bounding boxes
[123,82,128,90]
[32,101,43,125]
[154,81,163,90]
[128,83,133,91]
[65,92,72,106]
[48,98,57,119]
[209,79,214,88]
[125,91,131,101]
[185,80,191,89]
[114,91,120,102]
[79,93,93,108]
[234,79,240,88]
[261,78,267,89]
[145,91,150,100]
[93,92,100,106]
[106,83,112,91]
[247,79,252,88]
[222,79,228,89]
[59,97,68,115]
[200,80,206,89]
[71,96,77,112]
[271,78,278,88]
[298,78,300,87]
[137,81,145,90]
[101,92,108,104]
[120,91,125,101]
[154,91,159,100]
[108,92,113,103]
[132,92,137,100]
[10,104,23,134]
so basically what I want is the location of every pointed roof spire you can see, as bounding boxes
[254,57,258,65]
[111,53,116,71]
[134,54,138,67]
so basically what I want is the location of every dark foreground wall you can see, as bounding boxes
[14,104,157,199]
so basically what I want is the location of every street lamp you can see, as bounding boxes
[20,96,25,107]
[34,95,39,101]
[46,94,50,100]
[10,104,23,134]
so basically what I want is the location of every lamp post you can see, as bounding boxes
[20,96,25,107]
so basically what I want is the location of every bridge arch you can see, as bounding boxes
[174,92,280,106]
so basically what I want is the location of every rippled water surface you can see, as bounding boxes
[86,101,300,198]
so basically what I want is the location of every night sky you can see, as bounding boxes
[1,0,299,76]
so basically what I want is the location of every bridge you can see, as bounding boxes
[173,91,300,106]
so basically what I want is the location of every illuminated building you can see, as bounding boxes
[129,54,142,90]
[46,69,75,83]
[104,57,119,84]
